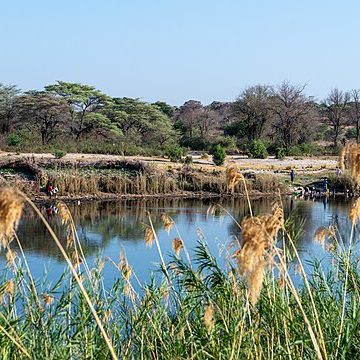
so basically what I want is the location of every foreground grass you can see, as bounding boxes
[0,232,359,358]
[0,185,359,359]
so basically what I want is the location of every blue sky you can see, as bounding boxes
[1,0,359,105]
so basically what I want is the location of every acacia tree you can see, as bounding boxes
[106,97,176,146]
[15,92,70,145]
[350,89,360,143]
[321,88,350,147]
[45,81,116,139]
[231,84,272,142]
[0,83,20,133]
[271,81,315,147]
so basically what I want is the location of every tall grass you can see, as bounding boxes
[0,184,359,358]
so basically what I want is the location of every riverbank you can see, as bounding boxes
[0,151,353,201]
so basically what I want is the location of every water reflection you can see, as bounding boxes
[1,196,358,285]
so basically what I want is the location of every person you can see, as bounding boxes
[290,169,295,183]
[323,177,328,193]
[46,176,53,198]
[336,167,342,176]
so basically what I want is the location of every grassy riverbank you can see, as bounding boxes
[0,151,355,200]
[0,186,359,359]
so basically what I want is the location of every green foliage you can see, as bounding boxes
[287,143,321,156]
[212,144,226,165]
[275,147,286,160]
[180,135,210,150]
[346,127,357,139]
[6,132,22,146]
[184,155,193,164]
[166,145,184,162]
[53,149,66,159]
[152,101,175,118]
[213,136,237,150]
[248,140,268,159]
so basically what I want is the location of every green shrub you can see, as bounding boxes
[6,132,22,147]
[248,140,268,159]
[184,155,193,164]
[166,145,183,162]
[212,144,226,166]
[53,149,66,159]
[275,147,286,160]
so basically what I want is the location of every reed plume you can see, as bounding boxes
[0,187,24,248]
[349,198,360,226]
[161,213,174,234]
[172,237,183,256]
[203,304,215,331]
[339,142,360,185]
[235,202,283,305]
[41,294,54,306]
[144,225,155,247]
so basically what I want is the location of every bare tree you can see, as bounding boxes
[0,83,20,133]
[350,89,360,143]
[232,84,272,142]
[321,88,350,147]
[271,81,316,147]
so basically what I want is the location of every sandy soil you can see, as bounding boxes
[1,152,338,173]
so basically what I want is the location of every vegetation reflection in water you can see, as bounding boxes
[2,196,357,287]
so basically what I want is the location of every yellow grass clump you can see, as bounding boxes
[339,142,360,185]
[226,165,244,189]
[0,187,24,248]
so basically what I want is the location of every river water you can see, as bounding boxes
[1,196,358,287]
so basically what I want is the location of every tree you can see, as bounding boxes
[271,81,316,148]
[45,81,116,139]
[349,89,360,143]
[152,101,176,118]
[107,98,176,146]
[231,85,272,142]
[321,88,350,147]
[0,83,20,133]
[15,92,70,145]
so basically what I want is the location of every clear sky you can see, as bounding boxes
[1,0,359,105]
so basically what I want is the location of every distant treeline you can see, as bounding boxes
[0,80,359,156]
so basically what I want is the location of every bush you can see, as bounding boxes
[275,147,286,160]
[212,144,226,166]
[6,132,22,147]
[212,136,237,151]
[248,140,268,159]
[166,146,183,162]
[287,143,322,157]
[53,150,66,159]
[184,155,193,164]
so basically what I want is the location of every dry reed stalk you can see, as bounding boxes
[172,237,183,256]
[0,187,24,249]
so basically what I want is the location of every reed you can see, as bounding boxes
[0,186,359,359]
